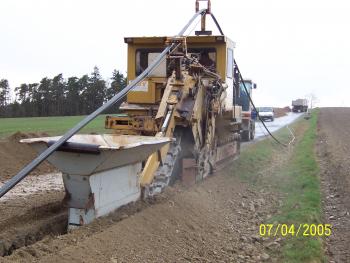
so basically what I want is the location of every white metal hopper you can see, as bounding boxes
[21,134,171,228]
[21,134,171,175]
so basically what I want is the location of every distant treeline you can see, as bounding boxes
[0,66,127,118]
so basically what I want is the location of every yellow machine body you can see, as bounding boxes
[126,36,229,104]
[105,34,242,194]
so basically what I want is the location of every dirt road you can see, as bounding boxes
[317,107,350,262]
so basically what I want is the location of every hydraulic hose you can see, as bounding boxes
[234,59,287,147]
[205,10,287,147]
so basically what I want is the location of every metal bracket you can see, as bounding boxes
[195,0,211,14]
[195,0,212,36]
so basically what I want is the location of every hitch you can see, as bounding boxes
[195,0,212,36]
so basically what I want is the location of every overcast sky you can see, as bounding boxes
[1,0,349,107]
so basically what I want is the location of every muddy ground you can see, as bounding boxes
[317,107,350,262]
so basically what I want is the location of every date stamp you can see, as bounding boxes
[259,224,332,237]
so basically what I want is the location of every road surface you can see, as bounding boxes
[255,112,303,139]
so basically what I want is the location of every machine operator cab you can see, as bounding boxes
[238,79,257,113]
[122,35,239,114]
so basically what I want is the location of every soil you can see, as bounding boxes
[0,120,310,262]
[2,174,281,263]
[0,132,55,182]
[0,132,64,258]
[316,107,350,262]
[273,107,290,118]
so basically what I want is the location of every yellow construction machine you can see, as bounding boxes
[1,0,244,228]
[105,2,242,196]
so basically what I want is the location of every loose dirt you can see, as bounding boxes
[317,107,350,262]
[2,173,280,263]
[0,126,300,262]
[273,107,290,118]
[0,132,64,258]
[0,132,55,182]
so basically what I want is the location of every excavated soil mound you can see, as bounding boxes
[0,132,55,182]
[273,107,289,118]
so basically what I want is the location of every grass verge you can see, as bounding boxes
[0,114,112,138]
[271,110,324,263]
[230,110,324,262]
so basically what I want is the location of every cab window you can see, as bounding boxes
[188,48,216,70]
[136,49,166,77]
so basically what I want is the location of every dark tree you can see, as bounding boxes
[38,78,53,116]
[51,74,66,116]
[85,67,106,114]
[107,70,127,100]
[0,79,10,106]
[0,79,10,116]
[65,77,80,116]
[1,67,127,118]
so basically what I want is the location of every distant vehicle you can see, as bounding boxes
[257,107,274,122]
[238,79,257,141]
[292,99,308,112]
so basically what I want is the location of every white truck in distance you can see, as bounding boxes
[257,107,274,122]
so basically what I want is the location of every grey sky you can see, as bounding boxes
[1,0,349,107]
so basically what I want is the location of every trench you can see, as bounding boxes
[0,191,168,259]
[0,202,68,257]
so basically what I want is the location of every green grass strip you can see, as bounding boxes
[0,114,112,138]
[271,110,325,263]
[229,110,324,262]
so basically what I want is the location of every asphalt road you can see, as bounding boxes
[255,112,303,139]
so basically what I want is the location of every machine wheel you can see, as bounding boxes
[241,130,250,142]
[250,130,255,140]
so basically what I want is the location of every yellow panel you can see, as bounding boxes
[125,36,231,102]
[127,77,166,104]
[128,80,155,104]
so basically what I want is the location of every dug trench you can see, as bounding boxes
[0,132,63,257]
[0,114,317,262]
